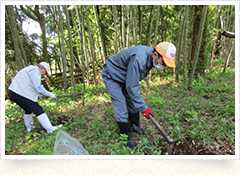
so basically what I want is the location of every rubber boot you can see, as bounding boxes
[129,112,151,135]
[117,122,137,149]
[37,113,62,133]
[24,114,35,132]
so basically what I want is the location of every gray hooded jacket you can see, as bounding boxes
[104,45,154,112]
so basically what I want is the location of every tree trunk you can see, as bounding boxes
[114,5,118,53]
[96,5,107,59]
[175,6,184,83]
[147,6,155,46]
[189,5,204,74]
[195,7,209,77]
[75,6,85,90]
[208,5,221,70]
[121,5,125,49]
[188,5,208,89]
[150,5,160,81]
[138,5,142,45]
[153,6,160,47]
[223,5,235,73]
[132,5,137,45]
[20,5,48,60]
[85,6,97,86]
[223,42,234,73]
[93,5,106,63]
[47,5,81,69]
[58,5,67,91]
[126,5,130,48]
[64,5,76,93]
[7,5,23,70]
[223,6,234,60]
[69,9,82,73]
[79,6,89,87]
[183,5,189,81]
[14,6,28,66]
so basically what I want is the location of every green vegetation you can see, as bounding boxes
[4,4,236,156]
[5,58,235,155]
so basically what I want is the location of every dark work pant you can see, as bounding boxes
[8,90,44,116]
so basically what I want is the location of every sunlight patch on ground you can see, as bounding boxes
[50,102,56,106]
[98,96,109,102]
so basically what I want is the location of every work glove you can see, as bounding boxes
[38,94,43,99]
[142,108,154,119]
[49,92,57,98]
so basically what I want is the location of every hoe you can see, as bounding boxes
[148,114,175,155]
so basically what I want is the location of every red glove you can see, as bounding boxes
[142,108,154,119]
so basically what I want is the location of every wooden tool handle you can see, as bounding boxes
[41,92,83,98]
[56,92,83,97]
[148,114,174,144]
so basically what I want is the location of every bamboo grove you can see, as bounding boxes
[5,5,235,94]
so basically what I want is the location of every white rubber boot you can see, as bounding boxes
[24,114,35,132]
[37,113,62,133]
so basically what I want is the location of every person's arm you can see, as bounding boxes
[125,58,154,119]
[125,58,148,113]
[28,69,50,96]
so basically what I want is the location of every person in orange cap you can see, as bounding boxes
[154,42,176,69]
[102,42,176,148]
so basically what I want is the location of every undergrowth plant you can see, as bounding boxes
[5,59,235,155]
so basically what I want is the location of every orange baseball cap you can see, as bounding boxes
[155,42,177,68]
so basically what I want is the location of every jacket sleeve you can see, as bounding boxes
[28,69,50,96]
[125,58,148,112]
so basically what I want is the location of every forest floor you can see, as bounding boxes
[4,58,236,156]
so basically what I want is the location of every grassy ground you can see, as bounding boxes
[5,59,235,155]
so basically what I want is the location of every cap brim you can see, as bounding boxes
[46,70,51,76]
[163,56,176,68]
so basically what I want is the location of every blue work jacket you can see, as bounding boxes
[105,45,154,112]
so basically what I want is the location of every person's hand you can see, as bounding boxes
[49,93,57,98]
[142,108,154,119]
[38,94,43,99]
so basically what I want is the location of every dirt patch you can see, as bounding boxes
[172,137,234,155]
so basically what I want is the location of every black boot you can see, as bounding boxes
[117,122,137,148]
[129,112,151,135]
